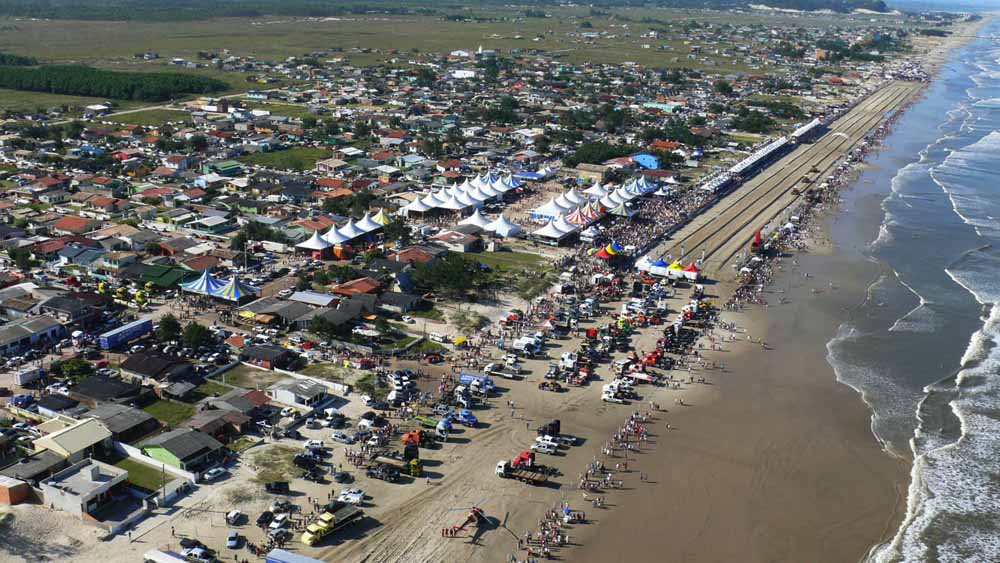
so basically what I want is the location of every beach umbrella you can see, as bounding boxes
[610,241,624,253]
[595,247,612,260]
[604,243,618,256]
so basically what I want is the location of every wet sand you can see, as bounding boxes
[571,226,908,563]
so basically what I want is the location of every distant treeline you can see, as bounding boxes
[0,65,228,101]
[0,51,37,65]
[0,0,888,21]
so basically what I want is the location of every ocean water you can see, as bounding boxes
[824,19,1000,562]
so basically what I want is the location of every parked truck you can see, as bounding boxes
[300,505,362,546]
[458,372,496,394]
[13,367,44,386]
[495,451,548,486]
[483,362,521,380]
[373,455,422,477]
[98,317,153,350]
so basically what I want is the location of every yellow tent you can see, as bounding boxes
[668,261,683,270]
[371,208,391,226]
[452,336,467,345]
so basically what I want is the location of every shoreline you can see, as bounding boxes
[558,17,992,563]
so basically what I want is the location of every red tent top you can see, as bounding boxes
[595,248,612,260]
[683,263,699,272]
[754,230,762,245]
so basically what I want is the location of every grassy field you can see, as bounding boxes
[143,400,196,427]
[299,362,350,382]
[0,88,145,114]
[105,108,192,126]
[189,380,231,402]
[474,250,548,271]
[250,445,302,484]
[238,146,329,171]
[242,100,316,120]
[0,11,899,73]
[114,458,173,491]
[215,364,285,389]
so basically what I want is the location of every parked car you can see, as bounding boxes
[203,468,228,481]
[337,488,364,505]
[303,439,324,451]
[332,431,354,444]
[226,530,240,549]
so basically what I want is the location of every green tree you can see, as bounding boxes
[182,322,211,349]
[54,358,95,382]
[411,253,482,299]
[157,313,181,342]
[714,80,733,96]
[8,247,34,271]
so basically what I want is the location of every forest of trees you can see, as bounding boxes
[0,52,37,66]
[0,65,228,101]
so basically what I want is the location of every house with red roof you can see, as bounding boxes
[52,215,101,236]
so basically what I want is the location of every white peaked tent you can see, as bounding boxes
[455,190,483,208]
[438,194,468,211]
[323,225,351,244]
[356,212,382,233]
[400,197,432,216]
[615,186,639,201]
[471,174,489,189]
[459,179,474,191]
[562,188,584,206]
[297,229,332,251]
[485,214,522,238]
[420,190,445,208]
[460,208,492,229]
[532,197,571,220]
[467,185,492,202]
[478,182,502,198]
[600,191,623,209]
[552,214,578,233]
[504,174,522,188]
[533,219,571,240]
[584,183,609,198]
[338,219,365,239]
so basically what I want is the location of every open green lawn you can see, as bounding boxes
[114,458,173,491]
[187,380,231,402]
[408,307,443,321]
[105,109,192,126]
[474,250,548,272]
[238,146,329,171]
[142,400,195,427]
[0,88,144,114]
[214,364,285,389]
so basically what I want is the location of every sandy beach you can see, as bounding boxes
[571,223,908,563]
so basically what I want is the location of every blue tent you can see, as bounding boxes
[179,269,224,295]
[212,275,260,302]
[651,258,668,268]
